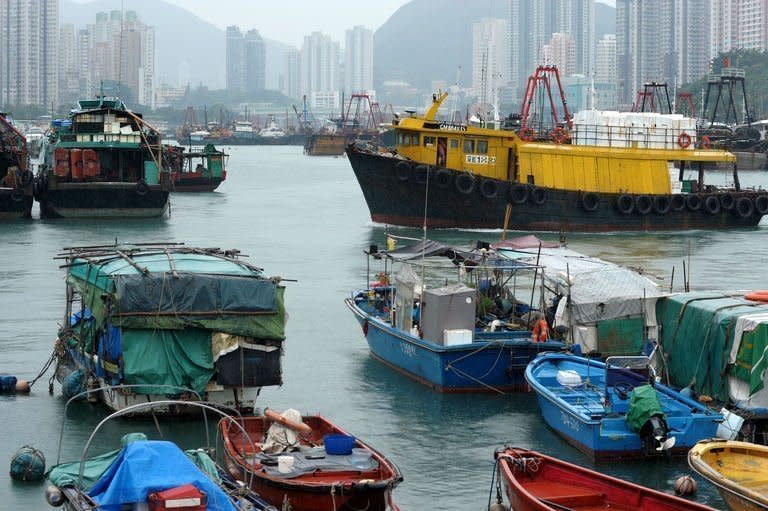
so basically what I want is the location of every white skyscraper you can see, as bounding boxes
[0,0,59,107]
[676,0,710,85]
[344,25,373,94]
[472,18,509,105]
[300,32,340,110]
[596,34,618,108]
[711,0,768,56]
[543,32,576,76]
[282,48,300,100]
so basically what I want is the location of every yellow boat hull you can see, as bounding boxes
[689,439,768,511]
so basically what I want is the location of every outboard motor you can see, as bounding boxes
[639,413,675,455]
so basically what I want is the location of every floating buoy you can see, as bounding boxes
[61,370,85,400]
[45,485,65,507]
[674,475,697,496]
[9,445,46,481]
[489,502,509,511]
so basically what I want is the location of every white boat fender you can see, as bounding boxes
[556,369,582,387]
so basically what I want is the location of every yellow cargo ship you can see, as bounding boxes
[346,92,768,231]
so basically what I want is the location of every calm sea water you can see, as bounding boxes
[2,145,767,510]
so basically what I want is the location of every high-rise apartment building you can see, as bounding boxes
[676,0,710,85]
[244,29,265,92]
[282,48,300,100]
[472,18,509,104]
[596,34,618,108]
[543,32,576,76]
[508,0,594,101]
[59,23,78,104]
[344,25,373,94]
[300,32,340,109]
[711,0,768,56]
[0,0,59,107]
[226,26,245,91]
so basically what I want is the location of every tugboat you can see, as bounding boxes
[0,112,34,218]
[346,66,768,232]
[165,143,227,192]
[35,96,171,218]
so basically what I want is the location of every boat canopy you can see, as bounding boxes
[656,292,768,410]
[382,237,539,270]
[64,249,285,341]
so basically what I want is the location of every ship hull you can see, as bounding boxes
[347,146,765,232]
[38,182,169,218]
[0,187,33,218]
[172,176,224,192]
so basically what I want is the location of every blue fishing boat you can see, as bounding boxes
[526,352,723,459]
[344,238,565,393]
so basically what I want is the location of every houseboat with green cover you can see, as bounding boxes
[35,97,170,218]
[53,243,287,415]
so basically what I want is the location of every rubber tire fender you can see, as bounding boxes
[670,194,686,212]
[653,195,671,215]
[720,193,735,211]
[455,173,475,194]
[617,194,634,215]
[509,183,530,204]
[395,161,411,182]
[735,196,754,218]
[755,194,768,215]
[135,179,149,196]
[530,187,547,205]
[581,192,599,212]
[413,164,429,185]
[686,194,702,211]
[635,195,652,215]
[479,178,499,199]
[435,168,452,189]
[704,195,721,215]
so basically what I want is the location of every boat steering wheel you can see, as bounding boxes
[614,382,634,400]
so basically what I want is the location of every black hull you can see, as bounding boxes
[347,146,765,232]
[38,182,169,218]
[173,176,224,192]
[0,188,33,219]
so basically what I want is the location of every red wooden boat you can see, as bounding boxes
[220,411,402,511]
[493,447,715,511]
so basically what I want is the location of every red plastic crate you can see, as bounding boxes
[148,483,207,510]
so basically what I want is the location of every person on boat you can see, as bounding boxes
[532,317,550,342]
[1,166,19,187]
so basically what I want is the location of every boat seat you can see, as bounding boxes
[526,481,606,507]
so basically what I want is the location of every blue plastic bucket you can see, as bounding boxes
[323,434,355,455]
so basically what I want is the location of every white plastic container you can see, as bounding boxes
[556,369,583,387]
[277,455,295,473]
[443,329,473,346]
[716,408,745,440]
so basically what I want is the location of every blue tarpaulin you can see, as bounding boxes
[88,440,236,511]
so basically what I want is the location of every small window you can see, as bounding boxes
[402,132,410,146]
[450,139,459,149]
[397,132,405,145]
[423,136,436,146]
[463,139,474,153]
[477,140,488,154]
[411,134,419,145]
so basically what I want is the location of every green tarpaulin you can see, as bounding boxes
[656,292,768,402]
[626,384,664,432]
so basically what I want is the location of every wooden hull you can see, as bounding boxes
[496,447,716,511]
[221,415,401,511]
[689,439,768,511]
[305,134,347,156]
[346,145,766,232]
[37,181,169,218]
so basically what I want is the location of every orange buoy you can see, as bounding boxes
[745,290,768,302]
[264,408,313,435]
[677,132,692,149]
[701,135,712,149]
[519,127,535,142]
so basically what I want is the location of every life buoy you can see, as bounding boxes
[700,135,712,149]
[670,194,686,212]
[745,290,768,302]
[552,127,568,144]
[677,132,692,149]
[435,168,452,189]
[480,178,499,199]
[395,161,411,182]
[135,179,149,196]
[519,127,535,142]
[10,188,24,202]
[509,183,530,204]
[735,196,754,218]
[264,408,313,435]
[530,187,547,205]
[532,318,549,342]
[720,193,735,211]
[455,173,475,194]
[704,195,721,215]
[617,194,634,214]
[635,195,652,215]
[755,195,768,215]
[414,164,429,185]
[581,192,599,212]
[653,195,671,214]
[686,194,702,211]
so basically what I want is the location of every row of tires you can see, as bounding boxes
[394,162,768,218]
[612,192,768,217]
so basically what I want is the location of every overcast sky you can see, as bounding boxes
[109,0,616,48]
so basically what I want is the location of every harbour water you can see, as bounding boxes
[2,145,767,509]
